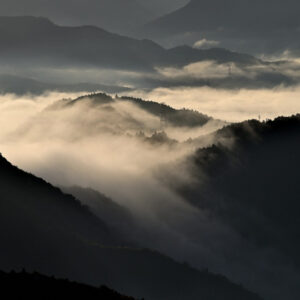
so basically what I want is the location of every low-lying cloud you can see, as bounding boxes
[3,55,300,96]
[0,91,299,300]
[154,57,300,88]
[128,85,300,122]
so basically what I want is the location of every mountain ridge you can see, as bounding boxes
[170,115,300,300]
[0,270,137,300]
[0,151,262,300]
[142,0,300,54]
[0,16,261,72]
[0,0,154,35]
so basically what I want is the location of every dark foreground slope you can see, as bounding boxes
[0,270,135,300]
[0,154,262,300]
[175,115,300,300]
[186,115,300,264]
[61,186,135,241]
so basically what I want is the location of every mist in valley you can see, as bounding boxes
[0,89,299,300]
[0,3,300,300]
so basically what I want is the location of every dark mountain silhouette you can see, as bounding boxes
[0,153,262,300]
[173,115,300,300]
[61,186,136,242]
[0,0,190,31]
[66,92,212,128]
[0,74,131,95]
[0,0,153,35]
[119,95,213,127]
[146,0,299,35]
[193,115,300,264]
[0,16,260,72]
[0,270,136,299]
[143,0,300,53]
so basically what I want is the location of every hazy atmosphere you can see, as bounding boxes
[0,1,299,300]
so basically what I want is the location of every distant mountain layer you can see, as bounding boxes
[145,0,300,36]
[143,0,300,53]
[0,0,154,35]
[0,0,190,31]
[0,153,262,300]
[0,270,135,299]
[0,16,260,71]
[0,74,131,95]
[137,0,189,18]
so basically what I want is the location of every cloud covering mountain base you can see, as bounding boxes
[128,85,300,122]
[0,91,299,300]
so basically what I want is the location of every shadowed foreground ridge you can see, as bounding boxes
[0,270,136,299]
[187,114,300,264]
[174,115,300,300]
[0,152,262,300]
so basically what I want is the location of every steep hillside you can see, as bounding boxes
[0,270,136,299]
[145,0,300,36]
[61,186,136,242]
[171,115,300,300]
[188,116,300,264]
[0,153,262,300]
